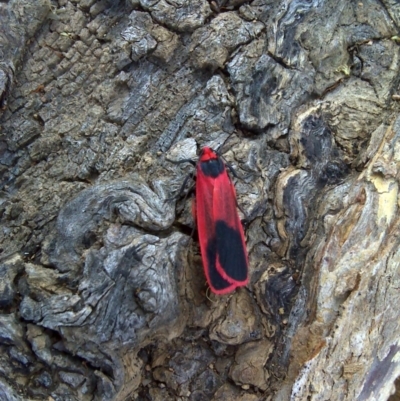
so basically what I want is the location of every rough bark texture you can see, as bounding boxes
[0,0,400,400]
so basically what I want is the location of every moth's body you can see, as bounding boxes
[195,147,248,294]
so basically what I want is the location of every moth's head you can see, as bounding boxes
[200,147,218,161]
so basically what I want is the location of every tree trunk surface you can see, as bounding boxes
[1,0,400,400]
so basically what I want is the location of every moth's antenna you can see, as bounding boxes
[215,132,235,155]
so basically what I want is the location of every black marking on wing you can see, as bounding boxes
[206,220,247,287]
[215,220,247,281]
[200,158,224,178]
[206,233,233,291]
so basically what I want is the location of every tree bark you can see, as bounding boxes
[1,0,400,400]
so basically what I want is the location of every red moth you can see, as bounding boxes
[194,147,249,294]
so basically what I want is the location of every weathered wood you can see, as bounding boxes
[0,0,399,400]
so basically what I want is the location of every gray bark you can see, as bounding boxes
[0,0,400,400]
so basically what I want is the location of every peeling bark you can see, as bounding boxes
[1,0,400,400]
